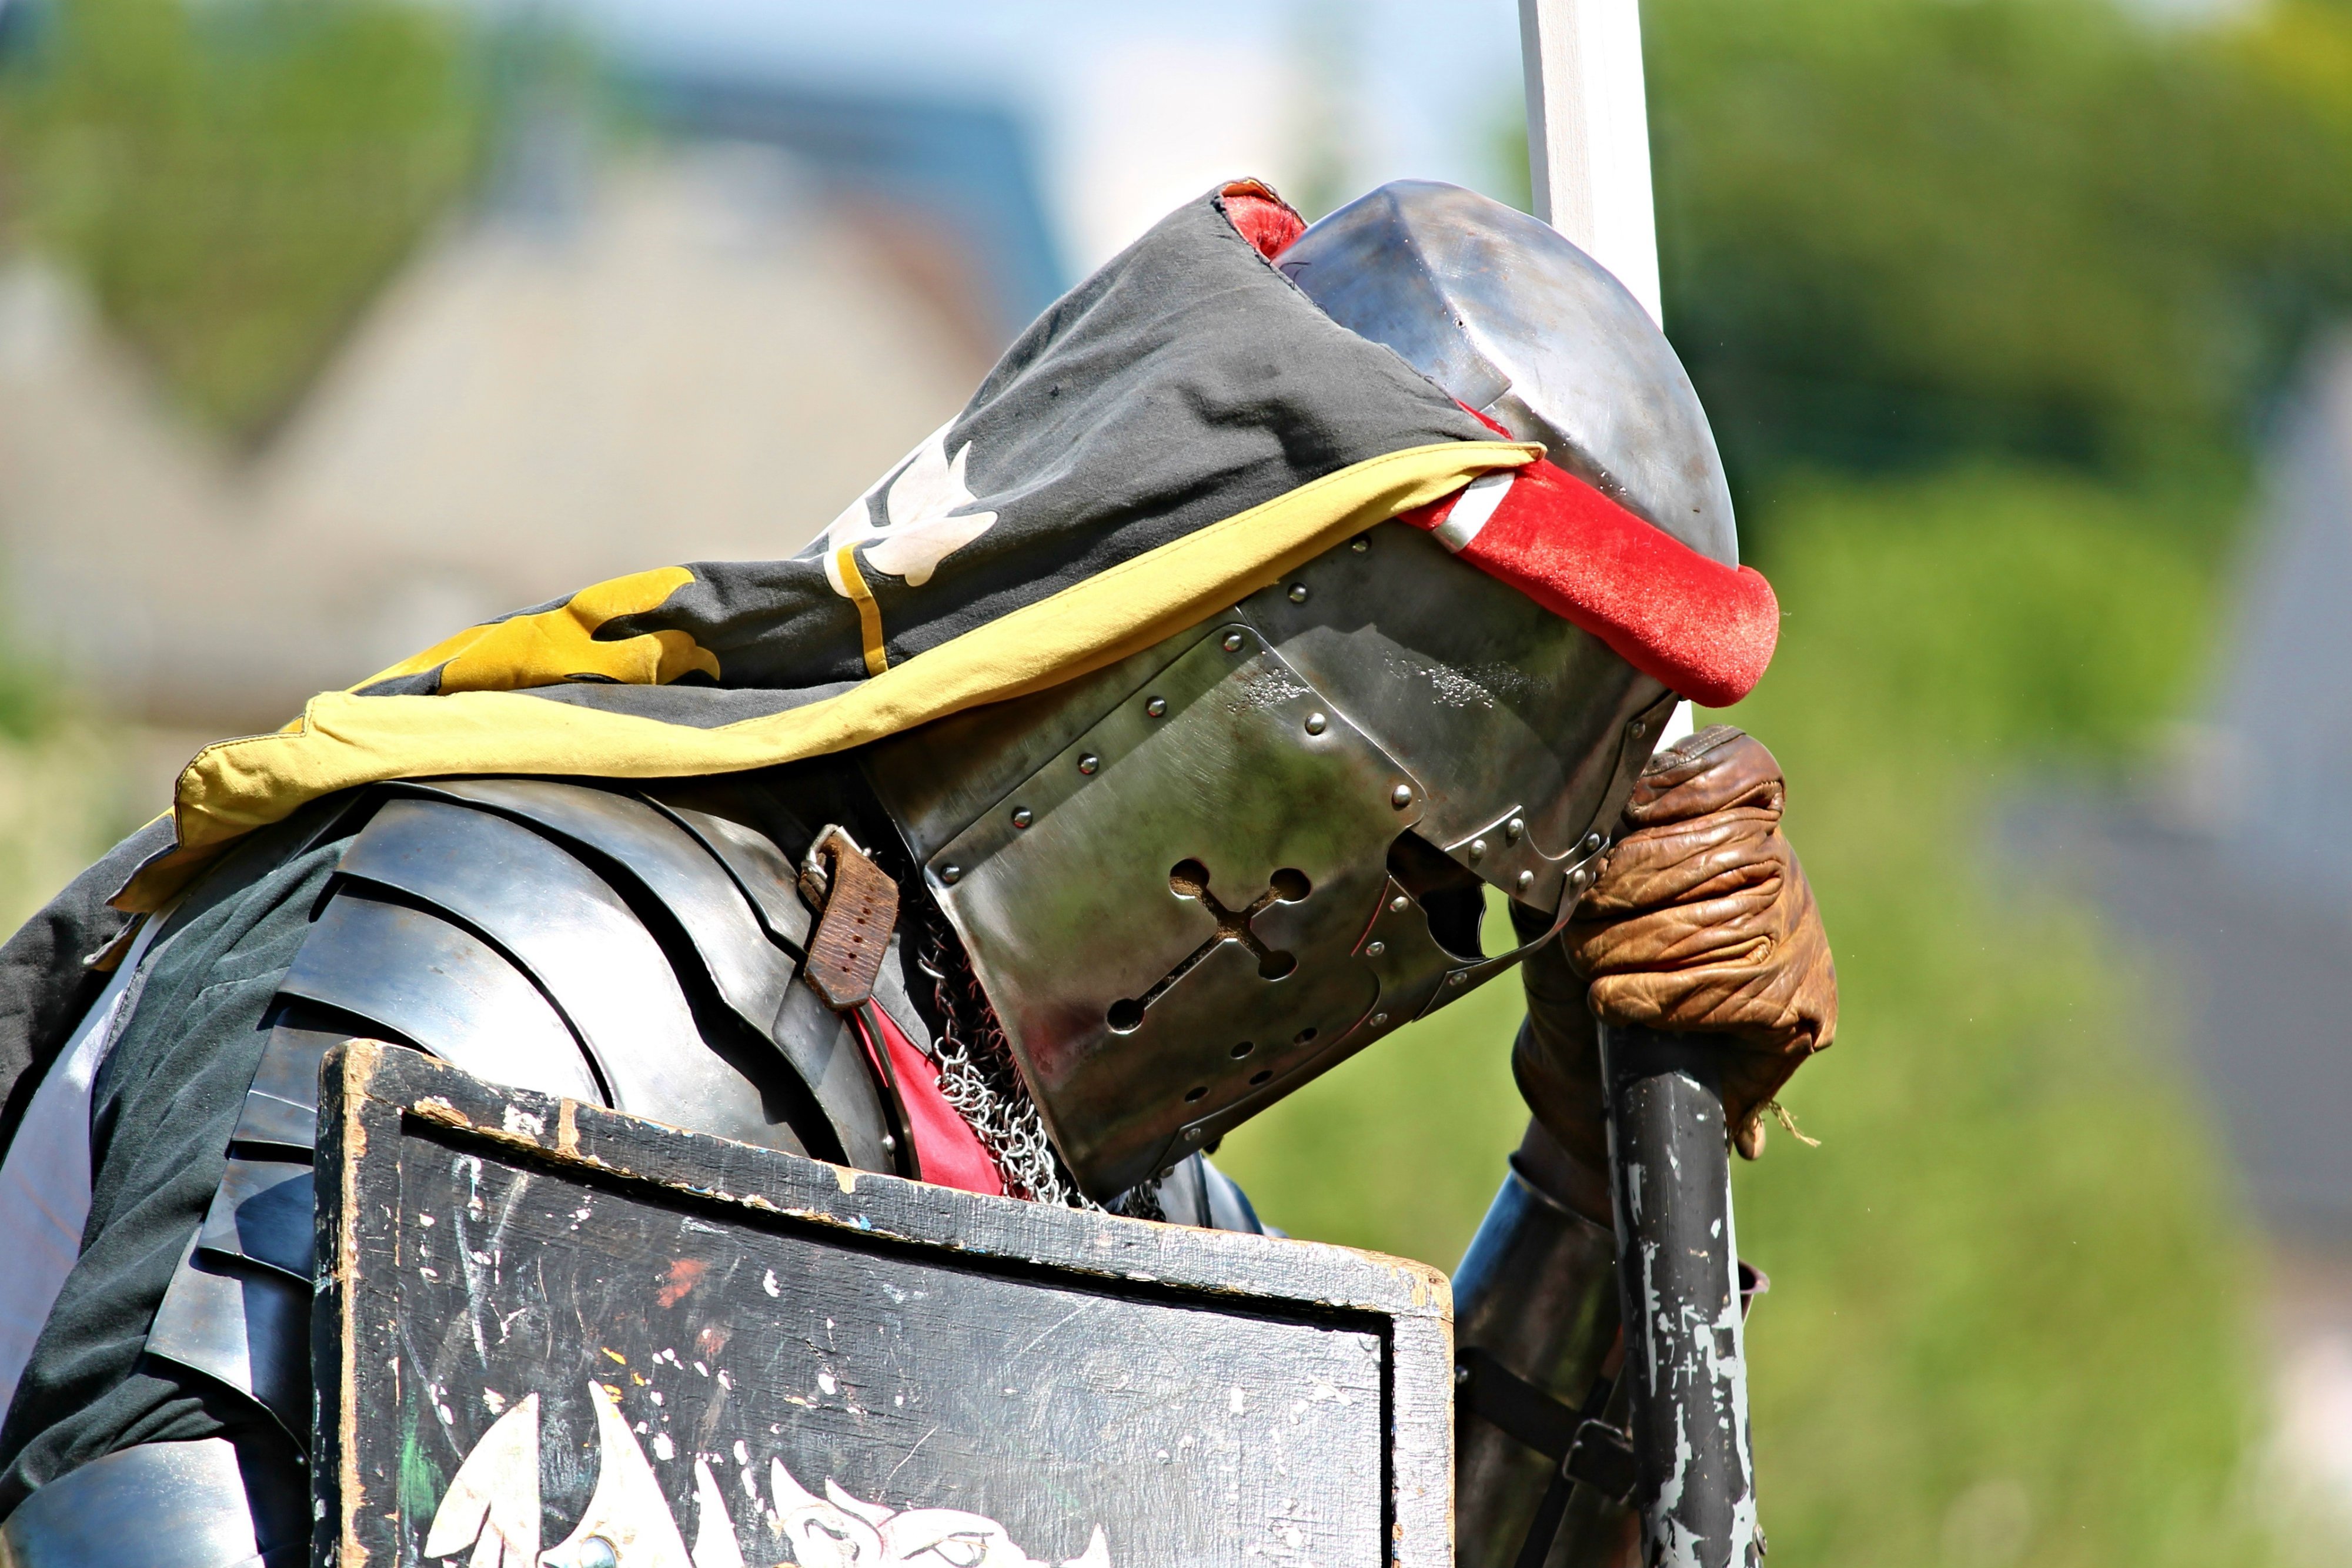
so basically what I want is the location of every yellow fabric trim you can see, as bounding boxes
[352,566,721,694]
[121,440,1539,911]
[834,546,890,676]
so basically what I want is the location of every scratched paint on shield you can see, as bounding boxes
[389,1145,1387,1567]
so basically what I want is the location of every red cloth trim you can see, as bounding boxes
[1219,180,1306,260]
[1401,459,1780,707]
[1459,402,1515,439]
[857,1005,1005,1198]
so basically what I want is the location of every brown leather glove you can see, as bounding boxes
[1515,724,1837,1174]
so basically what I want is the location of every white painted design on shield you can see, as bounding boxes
[824,422,1001,593]
[422,1393,542,1568]
[1434,470,1515,553]
[690,1459,747,1568]
[770,1455,1110,1568]
[426,1383,1110,1568]
[540,1382,695,1568]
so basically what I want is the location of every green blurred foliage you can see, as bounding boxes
[0,653,54,744]
[1219,472,2284,1563]
[0,591,131,930]
[1212,948,1526,1267]
[1635,0,2352,493]
[0,0,483,440]
[0,722,131,933]
[1755,469,2214,758]
[1720,476,2267,1564]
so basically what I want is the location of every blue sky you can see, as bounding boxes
[563,0,1529,270]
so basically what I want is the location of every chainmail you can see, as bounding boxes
[910,902,1100,1211]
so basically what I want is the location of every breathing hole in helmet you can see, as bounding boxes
[1385,830,1489,961]
[1482,885,1522,960]
[1105,998,1145,1034]
[1267,867,1312,902]
[1231,1041,1255,1058]
[1184,1085,1209,1102]
[1294,1026,1318,1045]
[1249,1069,1273,1086]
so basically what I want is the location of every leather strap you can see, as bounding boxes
[799,826,898,1011]
[1455,1345,1637,1566]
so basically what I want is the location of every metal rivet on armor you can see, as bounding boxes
[1448,972,1467,987]
[1145,696,1167,718]
[1287,583,1309,603]
[1569,867,1592,890]
[1506,817,1525,842]
[880,1133,897,1152]
[1389,893,1410,914]
[1304,711,1328,735]
[1516,870,1535,893]
[1222,631,1245,652]
[1011,807,1033,829]
[1077,753,1100,775]
[1455,1364,1471,1387]
[1365,940,1385,957]
[1181,1126,1203,1143]
[1469,838,1488,861]
[1351,536,1370,553]
[1391,784,1413,809]
[1372,1011,1389,1027]
[1583,832,1604,853]
[580,1540,620,1568]
[940,865,963,884]
[1631,720,1647,739]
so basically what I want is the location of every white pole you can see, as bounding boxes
[1521,0,1688,743]
[1517,0,1663,328]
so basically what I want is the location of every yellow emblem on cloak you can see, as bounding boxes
[358,566,721,694]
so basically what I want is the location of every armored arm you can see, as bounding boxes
[1454,728,1839,1568]
[1453,1044,1639,1568]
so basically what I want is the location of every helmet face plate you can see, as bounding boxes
[1244,528,1668,899]
[868,529,1671,1198]
[864,180,1728,1198]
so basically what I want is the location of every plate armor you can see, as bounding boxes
[0,771,1259,1568]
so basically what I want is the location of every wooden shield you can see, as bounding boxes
[315,1042,1452,1568]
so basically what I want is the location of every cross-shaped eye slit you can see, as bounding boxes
[1104,858,1314,1034]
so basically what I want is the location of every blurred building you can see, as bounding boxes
[2007,336,2352,1522]
[0,71,1060,738]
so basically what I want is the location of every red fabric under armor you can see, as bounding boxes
[857,1005,1005,1198]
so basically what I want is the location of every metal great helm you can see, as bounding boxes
[866,180,1738,1199]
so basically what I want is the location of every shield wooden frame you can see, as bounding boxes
[315,1041,1453,1568]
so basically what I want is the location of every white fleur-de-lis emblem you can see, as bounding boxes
[424,1383,1112,1568]
[824,423,1001,592]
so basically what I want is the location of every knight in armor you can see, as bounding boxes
[0,180,1834,1567]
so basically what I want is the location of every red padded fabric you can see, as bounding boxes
[1402,459,1780,707]
[858,1005,1005,1197]
[1220,179,1307,260]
